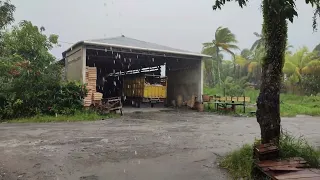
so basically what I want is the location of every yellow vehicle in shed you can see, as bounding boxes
[123,74,167,107]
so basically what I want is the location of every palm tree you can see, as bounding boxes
[202,48,224,86]
[283,47,313,83]
[241,48,253,61]
[283,47,320,93]
[221,60,233,81]
[202,27,239,85]
[249,47,265,84]
[251,31,265,51]
[234,55,247,79]
[251,31,293,54]
[284,47,320,83]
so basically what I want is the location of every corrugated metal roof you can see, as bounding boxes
[88,36,192,53]
[63,36,210,58]
[79,35,209,57]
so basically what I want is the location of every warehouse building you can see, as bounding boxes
[62,35,209,106]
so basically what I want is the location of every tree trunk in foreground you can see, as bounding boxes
[256,0,287,145]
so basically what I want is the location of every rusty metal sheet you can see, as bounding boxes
[268,166,303,171]
[286,178,320,180]
[275,169,320,179]
[256,158,320,180]
[257,160,307,168]
[255,143,278,149]
[287,178,320,180]
[257,146,279,153]
[310,169,320,174]
[262,164,308,172]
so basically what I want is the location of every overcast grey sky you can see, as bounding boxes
[11,0,320,59]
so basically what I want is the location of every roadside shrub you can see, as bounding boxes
[301,75,320,95]
[0,80,87,120]
[0,59,87,120]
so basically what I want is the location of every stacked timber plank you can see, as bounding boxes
[86,67,97,90]
[84,67,103,107]
[92,92,103,101]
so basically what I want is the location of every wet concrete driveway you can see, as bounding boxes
[0,110,319,180]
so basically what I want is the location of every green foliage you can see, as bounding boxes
[8,110,117,123]
[213,0,320,31]
[280,132,320,167]
[282,47,320,95]
[221,76,246,96]
[300,75,320,95]
[220,133,320,179]
[280,95,320,116]
[0,75,87,120]
[0,20,58,63]
[250,31,264,51]
[0,21,86,121]
[202,26,238,86]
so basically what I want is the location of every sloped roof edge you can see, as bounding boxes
[62,39,211,58]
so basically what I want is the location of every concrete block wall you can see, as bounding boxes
[166,59,203,105]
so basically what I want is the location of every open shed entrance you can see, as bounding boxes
[85,44,203,107]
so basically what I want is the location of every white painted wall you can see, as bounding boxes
[65,45,86,83]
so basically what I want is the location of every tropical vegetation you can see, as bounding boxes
[0,1,90,121]
[209,0,320,178]
[210,0,320,145]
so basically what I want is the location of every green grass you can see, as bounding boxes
[8,111,118,123]
[220,144,254,179]
[204,87,320,117]
[280,132,320,167]
[280,95,320,117]
[220,134,320,179]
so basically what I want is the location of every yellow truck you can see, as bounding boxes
[123,74,167,107]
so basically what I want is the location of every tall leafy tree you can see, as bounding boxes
[1,20,59,66]
[0,21,62,118]
[0,0,15,55]
[203,27,239,85]
[0,0,15,29]
[213,0,320,144]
